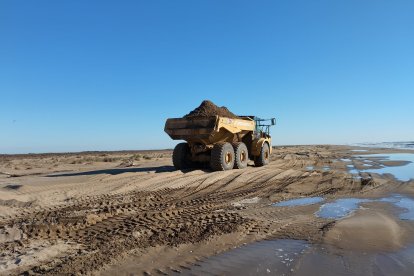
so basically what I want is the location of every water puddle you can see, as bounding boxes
[394,197,414,220]
[192,193,414,275]
[273,197,324,207]
[346,165,358,174]
[351,149,368,152]
[352,153,414,181]
[293,243,414,276]
[346,164,354,169]
[380,195,414,220]
[185,240,414,276]
[305,166,329,172]
[340,158,352,162]
[316,198,372,219]
[273,193,414,221]
[313,195,414,220]
[186,239,309,275]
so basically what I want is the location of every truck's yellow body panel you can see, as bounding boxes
[165,116,255,146]
[165,115,272,157]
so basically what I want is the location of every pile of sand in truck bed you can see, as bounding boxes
[184,100,239,119]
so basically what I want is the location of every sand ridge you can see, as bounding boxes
[324,209,406,251]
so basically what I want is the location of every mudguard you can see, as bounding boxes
[251,138,271,156]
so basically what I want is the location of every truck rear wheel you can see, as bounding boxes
[210,142,235,171]
[254,143,270,167]
[173,143,191,170]
[232,142,248,169]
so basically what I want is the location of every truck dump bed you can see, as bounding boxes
[164,116,255,145]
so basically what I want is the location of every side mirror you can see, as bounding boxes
[271,118,276,125]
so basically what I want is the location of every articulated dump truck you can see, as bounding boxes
[164,116,276,171]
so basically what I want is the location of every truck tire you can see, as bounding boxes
[232,142,248,169]
[173,143,191,170]
[254,143,270,167]
[210,142,235,171]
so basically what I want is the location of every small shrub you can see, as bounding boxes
[132,154,142,160]
[103,157,115,162]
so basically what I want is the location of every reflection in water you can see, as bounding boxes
[272,197,324,207]
[292,243,414,276]
[274,194,414,221]
[380,195,414,220]
[316,198,372,219]
[186,240,309,276]
[352,153,414,181]
[185,240,414,276]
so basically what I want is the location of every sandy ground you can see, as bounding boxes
[1,145,414,275]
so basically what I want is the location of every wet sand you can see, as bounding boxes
[1,145,414,275]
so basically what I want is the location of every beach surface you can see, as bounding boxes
[1,145,414,275]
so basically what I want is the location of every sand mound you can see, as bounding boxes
[324,210,406,251]
[184,100,239,119]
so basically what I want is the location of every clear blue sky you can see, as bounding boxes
[1,0,413,153]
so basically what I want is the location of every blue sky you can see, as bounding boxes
[1,0,413,153]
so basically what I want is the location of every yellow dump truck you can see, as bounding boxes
[164,116,276,171]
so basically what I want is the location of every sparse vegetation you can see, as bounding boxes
[102,157,116,162]
[131,154,142,161]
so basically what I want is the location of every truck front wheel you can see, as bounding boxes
[254,143,270,167]
[210,142,235,171]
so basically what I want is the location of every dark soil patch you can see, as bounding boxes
[184,100,239,119]
[4,184,23,190]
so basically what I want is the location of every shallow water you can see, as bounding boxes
[362,153,414,181]
[396,197,414,220]
[186,240,309,275]
[305,166,329,171]
[273,193,414,221]
[316,198,372,219]
[353,142,414,150]
[380,195,414,220]
[185,240,414,276]
[273,197,324,207]
[293,243,414,276]
[312,194,414,220]
[193,193,414,275]
[354,153,414,181]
